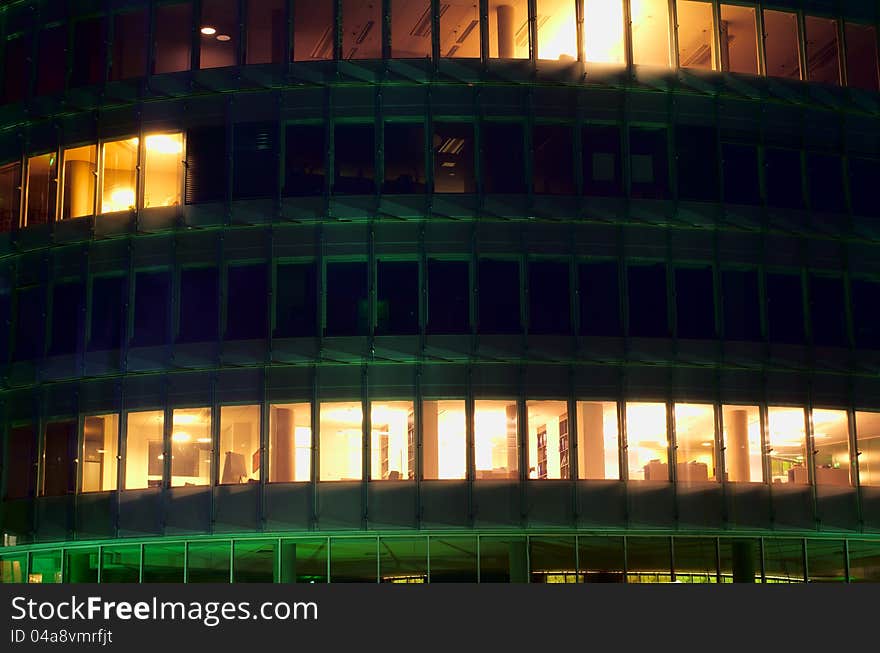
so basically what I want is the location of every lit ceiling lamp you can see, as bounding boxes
[145,134,183,154]
[216,34,231,41]
[200,26,217,35]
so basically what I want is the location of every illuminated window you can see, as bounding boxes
[719,4,758,74]
[625,402,668,481]
[527,401,569,479]
[343,0,381,60]
[630,0,671,67]
[474,400,518,480]
[219,405,262,484]
[391,0,432,58]
[676,0,716,70]
[855,411,880,487]
[805,16,840,86]
[246,0,286,64]
[29,551,62,584]
[200,0,238,69]
[673,404,716,482]
[125,410,164,490]
[811,409,851,487]
[371,401,415,480]
[763,10,801,80]
[100,138,138,214]
[576,401,619,480]
[422,400,466,480]
[293,0,334,61]
[433,123,475,193]
[111,10,148,80]
[269,403,312,483]
[845,24,880,92]
[25,153,58,227]
[489,0,528,59]
[0,162,22,233]
[143,132,183,208]
[535,0,576,61]
[583,0,624,64]
[439,2,480,58]
[722,405,762,482]
[154,3,193,74]
[169,408,212,488]
[40,421,77,497]
[61,145,97,219]
[81,414,119,493]
[319,402,363,481]
[766,407,807,485]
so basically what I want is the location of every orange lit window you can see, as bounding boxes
[631,0,671,67]
[626,402,668,480]
[319,402,363,481]
[490,0,528,59]
[583,0,624,64]
[422,400,466,480]
[676,0,716,70]
[100,138,138,214]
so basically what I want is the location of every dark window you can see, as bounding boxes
[533,125,574,195]
[111,10,148,80]
[722,142,761,205]
[325,262,369,336]
[847,158,880,217]
[805,16,840,86]
[25,154,58,228]
[41,421,77,497]
[334,124,375,194]
[0,286,10,363]
[5,426,36,499]
[433,123,475,193]
[200,0,238,69]
[153,3,193,74]
[0,162,22,233]
[478,260,520,334]
[383,124,426,194]
[226,265,268,340]
[49,281,84,356]
[627,264,668,338]
[377,261,419,335]
[13,286,45,361]
[72,18,106,87]
[675,267,715,339]
[528,261,571,335]
[90,276,125,351]
[427,260,469,335]
[233,122,277,200]
[809,276,847,347]
[179,268,219,343]
[722,269,761,341]
[132,271,170,347]
[185,126,227,204]
[766,272,804,344]
[275,262,318,337]
[36,26,66,96]
[845,24,880,92]
[284,124,326,197]
[765,148,803,209]
[3,35,31,104]
[852,279,880,349]
[482,123,525,193]
[807,153,845,213]
[246,0,286,64]
[629,127,669,199]
[582,125,622,197]
[676,125,718,202]
[579,262,621,337]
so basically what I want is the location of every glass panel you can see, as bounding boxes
[675,267,715,339]
[811,409,851,486]
[722,405,762,483]
[125,410,164,490]
[482,123,525,193]
[219,405,262,485]
[673,537,717,583]
[170,407,212,487]
[185,125,227,203]
[380,538,427,583]
[848,541,880,582]
[674,404,716,482]
[429,536,478,582]
[719,538,760,583]
[722,269,761,341]
[25,153,58,227]
[583,0,624,64]
[81,414,119,493]
[100,137,138,214]
[439,1,480,58]
[676,0,715,70]
[5,425,36,499]
[330,537,377,582]
[422,400,466,480]
[853,279,880,348]
[576,401,619,480]
[36,26,66,96]
[530,536,577,583]
[143,132,183,208]
[527,400,570,480]
[320,402,363,481]
[246,0,286,64]
[280,539,328,583]
[805,16,840,86]
[626,402,669,481]
[342,0,381,59]
[533,124,574,195]
[64,549,100,583]
[29,551,62,584]
[334,124,375,194]
[578,535,625,582]
[154,3,193,74]
[529,260,571,334]
[763,538,805,583]
[722,141,760,206]
[41,420,77,497]
[179,267,219,342]
[187,541,230,583]
[478,260,520,334]
[325,262,369,336]
[233,540,276,583]
[111,10,148,80]
[806,540,845,583]
[200,0,238,69]
[89,276,125,351]
[132,271,170,347]
[582,125,622,197]
[143,543,184,583]
[269,403,312,483]
[474,400,519,480]
[433,122,475,193]
[274,262,318,337]
[807,154,844,214]
[370,401,415,480]
[627,263,668,338]
[0,162,22,233]
[391,0,432,58]
[3,36,31,104]
[0,554,27,583]
[767,407,807,485]
[579,261,621,336]
[766,271,804,343]
[626,536,672,583]
[293,0,334,61]
[383,123,426,193]
[719,4,757,74]
[629,126,668,199]
[61,145,97,219]
[376,261,419,335]
[427,260,469,334]
[855,412,880,487]
[226,264,268,340]
[763,9,801,80]
[284,124,325,196]
[14,285,45,360]
[489,0,528,59]
[480,536,528,582]
[631,0,671,67]
[535,0,576,61]
[845,24,880,92]
[676,125,718,202]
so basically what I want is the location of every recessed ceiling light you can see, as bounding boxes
[216,34,231,41]
[200,26,216,35]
